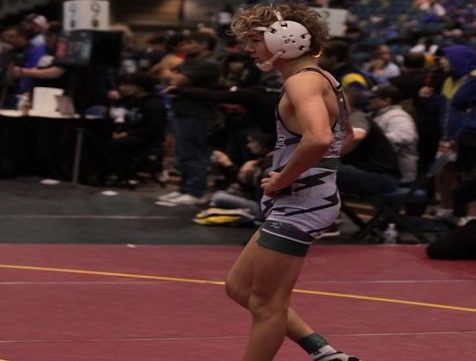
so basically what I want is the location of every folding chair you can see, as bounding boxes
[340,153,452,243]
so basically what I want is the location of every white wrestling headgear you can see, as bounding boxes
[254,11,312,71]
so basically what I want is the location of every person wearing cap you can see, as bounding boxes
[225,3,358,361]
[369,84,419,185]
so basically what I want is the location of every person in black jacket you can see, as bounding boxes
[158,32,221,205]
[338,88,401,195]
[388,52,446,175]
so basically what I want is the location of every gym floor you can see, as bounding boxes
[0,178,474,361]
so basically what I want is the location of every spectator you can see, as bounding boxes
[199,129,275,221]
[389,51,446,175]
[410,36,439,57]
[368,44,401,80]
[140,33,169,71]
[416,0,446,21]
[445,46,476,142]
[171,68,281,150]
[369,84,419,185]
[22,13,49,47]
[2,25,47,104]
[111,23,142,76]
[0,36,12,107]
[435,45,476,218]
[216,52,261,164]
[318,39,375,90]
[221,52,260,88]
[12,22,69,92]
[148,34,187,82]
[450,67,476,181]
[338,88,401,195]
[107,72,168,183]
[158,32,221,205]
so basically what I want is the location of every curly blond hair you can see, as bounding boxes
[230,3,329,56]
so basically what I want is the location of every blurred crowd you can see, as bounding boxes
[0,1,475,256]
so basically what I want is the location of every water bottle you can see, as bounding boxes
[384,223,398,244]
[17,93,31,116]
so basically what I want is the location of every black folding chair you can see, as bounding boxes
[340,153,452,243]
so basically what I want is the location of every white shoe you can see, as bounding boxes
[167,194,201,205]
[317,352,360,361]
[157,191,183,201]
[457,216,476,227]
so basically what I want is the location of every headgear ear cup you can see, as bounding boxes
[264,20,311,59]
[254,11,311,71]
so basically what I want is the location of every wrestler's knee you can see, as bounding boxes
[225,274,249,307]
[248,291,287,322]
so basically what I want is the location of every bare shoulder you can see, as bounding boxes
[284,70,330,101]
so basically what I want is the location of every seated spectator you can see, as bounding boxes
[338,88,401,196]
[369,84,419,185]
[416,0,446,22]
[107,72,167,183]
[194,129,274,222]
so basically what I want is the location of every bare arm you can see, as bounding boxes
[16,66,65,79]
[261,73,333,196]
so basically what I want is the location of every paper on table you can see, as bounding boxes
[32,87,64,117]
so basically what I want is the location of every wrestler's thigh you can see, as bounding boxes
[226,231,261,292]
[250,245,304,308]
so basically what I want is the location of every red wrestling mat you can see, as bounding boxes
[0,244,475,361]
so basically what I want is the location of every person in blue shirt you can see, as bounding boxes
[2,25,47,102]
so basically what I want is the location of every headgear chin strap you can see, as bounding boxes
[254,11,311,71]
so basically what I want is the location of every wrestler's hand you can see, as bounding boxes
[261,171,284,197]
